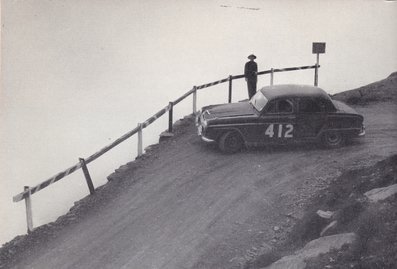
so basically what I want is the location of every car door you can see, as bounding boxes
[256,98,296,145]
[296,97,327,139]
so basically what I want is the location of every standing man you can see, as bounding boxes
[244,54,258,99]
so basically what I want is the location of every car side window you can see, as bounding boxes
[298,98,322,113]
[278,99,293,113]
[265,101,277,113]
[264,99,293,114]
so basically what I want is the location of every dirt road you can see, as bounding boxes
[3,101,397,269]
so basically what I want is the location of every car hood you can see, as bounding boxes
[202,102,256,119]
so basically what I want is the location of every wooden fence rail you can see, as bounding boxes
[12,64,319,232]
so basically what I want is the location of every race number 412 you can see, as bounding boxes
[265,124,294,138]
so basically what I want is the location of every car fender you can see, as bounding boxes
[316,124,331,139]
[209,126,246,143]
[317,125,358,139]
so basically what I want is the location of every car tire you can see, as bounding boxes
[322,131,345,148]
[219,131,243,153]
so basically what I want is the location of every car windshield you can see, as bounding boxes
[249,91,268,112]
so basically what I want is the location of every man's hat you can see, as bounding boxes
[248,54,256,59]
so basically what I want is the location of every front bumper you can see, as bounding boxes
[197,124,215,143]
[201,135,215,143]
[197,109,218,143]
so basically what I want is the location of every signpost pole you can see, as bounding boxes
[312,42,326,87]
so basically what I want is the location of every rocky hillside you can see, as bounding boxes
[332,72,397,104]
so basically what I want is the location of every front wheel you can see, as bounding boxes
[219,131,243,153]
[321,131,345,148]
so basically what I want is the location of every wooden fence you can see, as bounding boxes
[13,64,319,232]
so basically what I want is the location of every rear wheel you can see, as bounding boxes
[322,131,345,148]
[219,131,243,153]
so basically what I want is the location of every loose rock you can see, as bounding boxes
[364,184,397,202]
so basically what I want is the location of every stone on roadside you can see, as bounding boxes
[264,255,306,269]
[316,210,334,219]
[159,131,174,142]
[264,233,356,269]
[320,220,338,236]
[364,184,397,202]
[297,233,356,259]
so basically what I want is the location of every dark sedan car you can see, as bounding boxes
[196,84,365,153]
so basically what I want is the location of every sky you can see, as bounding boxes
[1,0,396,244]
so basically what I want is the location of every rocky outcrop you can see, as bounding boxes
[332,71,397,104]
[264,233,356,269]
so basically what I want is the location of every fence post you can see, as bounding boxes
[137,123,143,156]
[228,75,233,103]
[24,186,33,233]
[79,158,95,195]
[168,102,174,133]
[192,86,197,114]
[270,68,274,86]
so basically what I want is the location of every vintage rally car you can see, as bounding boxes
[196,84,365,153]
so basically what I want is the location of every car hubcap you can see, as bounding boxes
[227,135,240,151]
[327,133,341,144]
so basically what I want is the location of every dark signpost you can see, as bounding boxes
[312,42,326,86]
